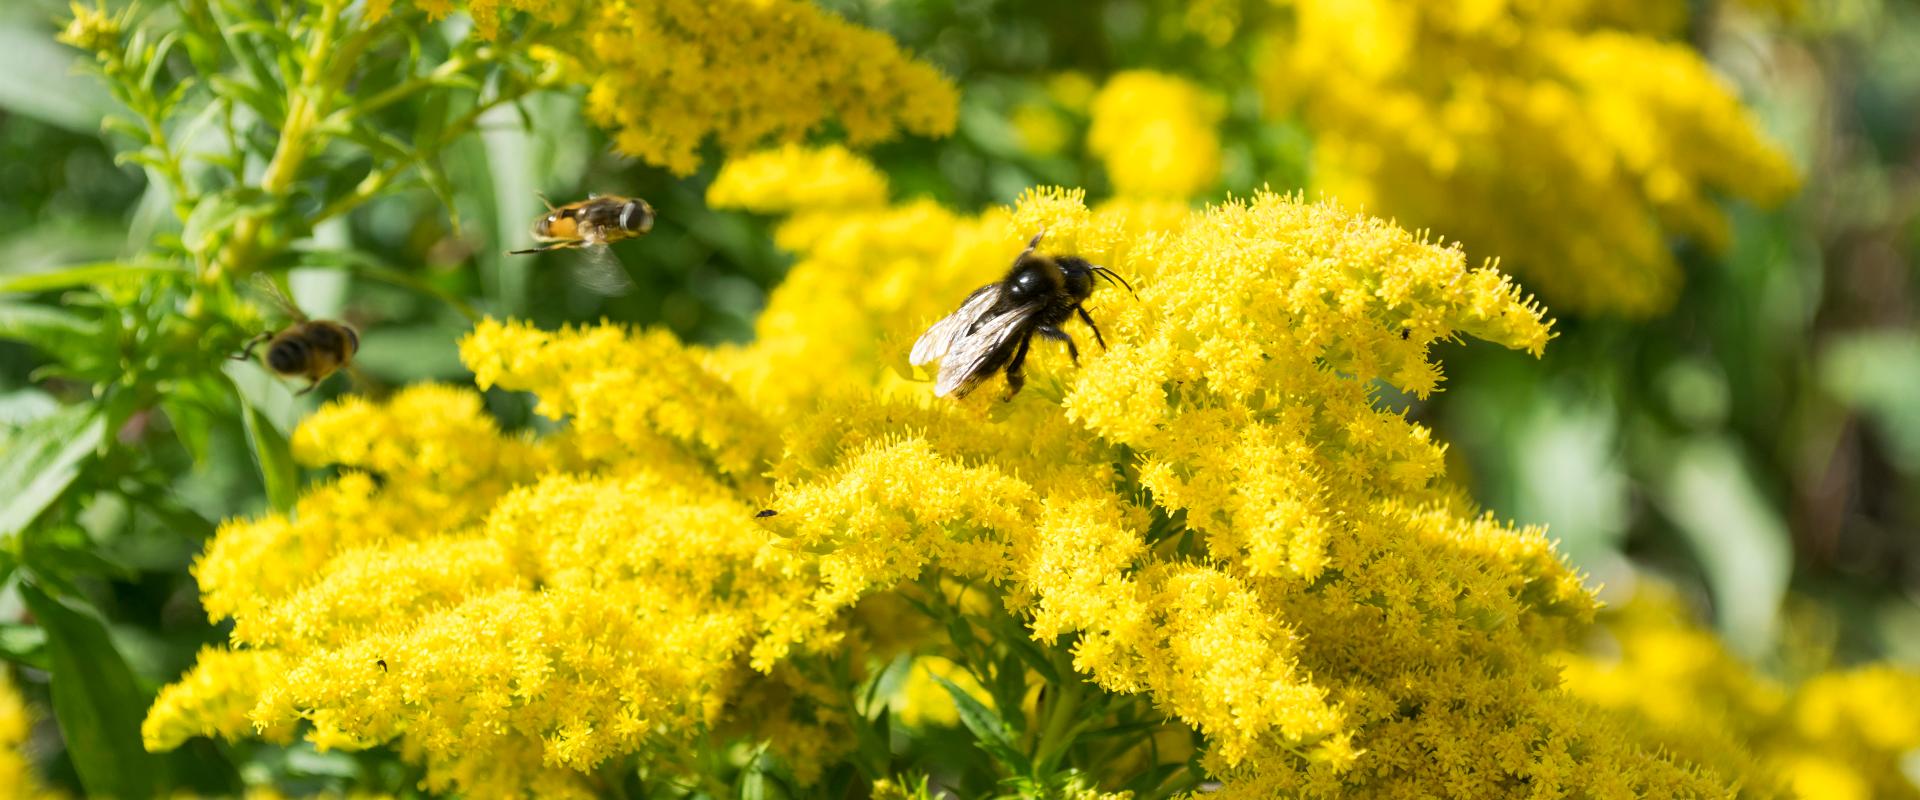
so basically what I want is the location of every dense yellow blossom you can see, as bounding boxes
[361,0,957,174]
[576,0,957,174]
[153,149,1770,793]
[707,143,892,213]
[54,1,120,57]
[144,648,295,751]
[1087,71,1225,199]
[1561,587,1920,800]
[1265,0,1798,315]
[0,673,58,800]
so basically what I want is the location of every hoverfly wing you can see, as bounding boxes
[910,284,999,366]
[934,303,1040,398]
[568,244,636,297]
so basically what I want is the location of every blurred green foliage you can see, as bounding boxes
[0,0,1916,795]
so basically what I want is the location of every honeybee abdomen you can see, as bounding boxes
[265,337,309,376]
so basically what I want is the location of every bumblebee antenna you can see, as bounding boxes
[1091,265,1136,295]
[535,192,556,210]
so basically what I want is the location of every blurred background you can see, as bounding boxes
[0,0,1915,793]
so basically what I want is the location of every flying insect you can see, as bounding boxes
[509,194,654,296]
[232,280,361,396]
[909,233,1131,400]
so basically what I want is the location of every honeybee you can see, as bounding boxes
[509,194,655,296]
[910,233,1131,400]
[232,278,360,395]
[234,320,360,395]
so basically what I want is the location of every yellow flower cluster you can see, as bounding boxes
[576,0,958,175]
[1560,587,1920,800]
[152,148,1772,794]
[706,143,891,214]
[1087,71,1225,199]
[0,673,59,800]
[1265,0,1798,315]
[365,0,957,174]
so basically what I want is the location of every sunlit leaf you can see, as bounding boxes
[0,261,188,293]
[0,403,105,539]
[232,377,299,512]
[932,673,1032,777]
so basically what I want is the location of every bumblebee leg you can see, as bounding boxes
[1038,326,1080,365]
[233,332,270,361]
[1002,336,1033,400]
[1074,305,1109,350]
[296,379,320,396]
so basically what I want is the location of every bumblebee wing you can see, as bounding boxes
[910,284,999,366]
[568,245,635,297]
[251,274,309,323]
[934,303,1039,398]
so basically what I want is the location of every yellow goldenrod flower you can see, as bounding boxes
[55,1,120,57]
[1265,0,1798,316]
[153,163,1771,794]
[1560,583,1920,799]
[337,1,956,174]
[143,647,295,752]
[1087,71,1225,199]
[707,143,892,214]
[1010,101,1073,158]
[576,0,958,175]
[0,674,58,800]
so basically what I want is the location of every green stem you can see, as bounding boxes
[351,52,477,117]
[1032,648,1086,775]
[215,0,346,280]
[309,82,536,227]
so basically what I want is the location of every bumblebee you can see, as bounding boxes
[509,194,655,296]
[234,320,360,395]
[910,233,1131,400]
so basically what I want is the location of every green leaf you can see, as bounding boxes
[233,379,299,512]
[208,74,285,126]
[0,622,49,671]
[1649,438,1792,658]
[862,652,917,714]
[18,580,167,798]
[1821,332,1920,471]
[0,261,188,294]
[0,301,93,365]
[0,403,105,539]
[994,620,1061,684]
[739,750,796,800]
[22,524,135,583]
[159,379,225,467]
[931,673,1032,777]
